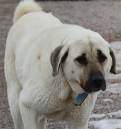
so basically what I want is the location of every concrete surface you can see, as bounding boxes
[0,0,121,129]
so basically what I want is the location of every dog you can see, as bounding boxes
[4,1,116,129]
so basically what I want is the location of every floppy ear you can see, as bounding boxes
[50,45,69,76]
[109,48,116,74]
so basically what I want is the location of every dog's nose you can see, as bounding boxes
[90,71,106,91]
[92,76,104,87]
[84,71,106,93]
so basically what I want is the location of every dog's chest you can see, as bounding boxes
[27,84,63,113]
[35,81,73,114]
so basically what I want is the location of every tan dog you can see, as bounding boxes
[4,1,116,129]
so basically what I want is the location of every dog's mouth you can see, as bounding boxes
[83,79,106,93]
[68,76,106,106]
[77,80,106,93]
[74,79,106,106]
[74,86,105,107]
[77,71,107,93]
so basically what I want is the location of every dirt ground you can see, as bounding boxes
[0,0,121,129]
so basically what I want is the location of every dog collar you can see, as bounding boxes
[64,80,88,106]
[74,92,88,106]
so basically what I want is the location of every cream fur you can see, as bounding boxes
[5,1,112,129]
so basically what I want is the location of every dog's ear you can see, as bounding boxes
[50,45,69,76]
[109,48,116,74]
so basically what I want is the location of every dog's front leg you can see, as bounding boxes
[66,118,89,129]
[19,100,38,129]
[65,93,98,129]
[19,89,39,129]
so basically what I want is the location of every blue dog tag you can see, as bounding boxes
[75,92,88,106]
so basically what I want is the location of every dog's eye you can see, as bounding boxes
[75,53,88,65]
[97,50,107,63]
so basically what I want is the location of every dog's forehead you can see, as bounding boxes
[69,35,109,58]
[69,41,89,57]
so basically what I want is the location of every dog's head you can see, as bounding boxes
[50,31,116,93]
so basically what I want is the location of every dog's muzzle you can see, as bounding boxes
[84,71,106,93]
[63,71,106,106]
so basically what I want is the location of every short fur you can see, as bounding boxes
[5,1,116,129]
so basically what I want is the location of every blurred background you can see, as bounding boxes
[0,0,121,129]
